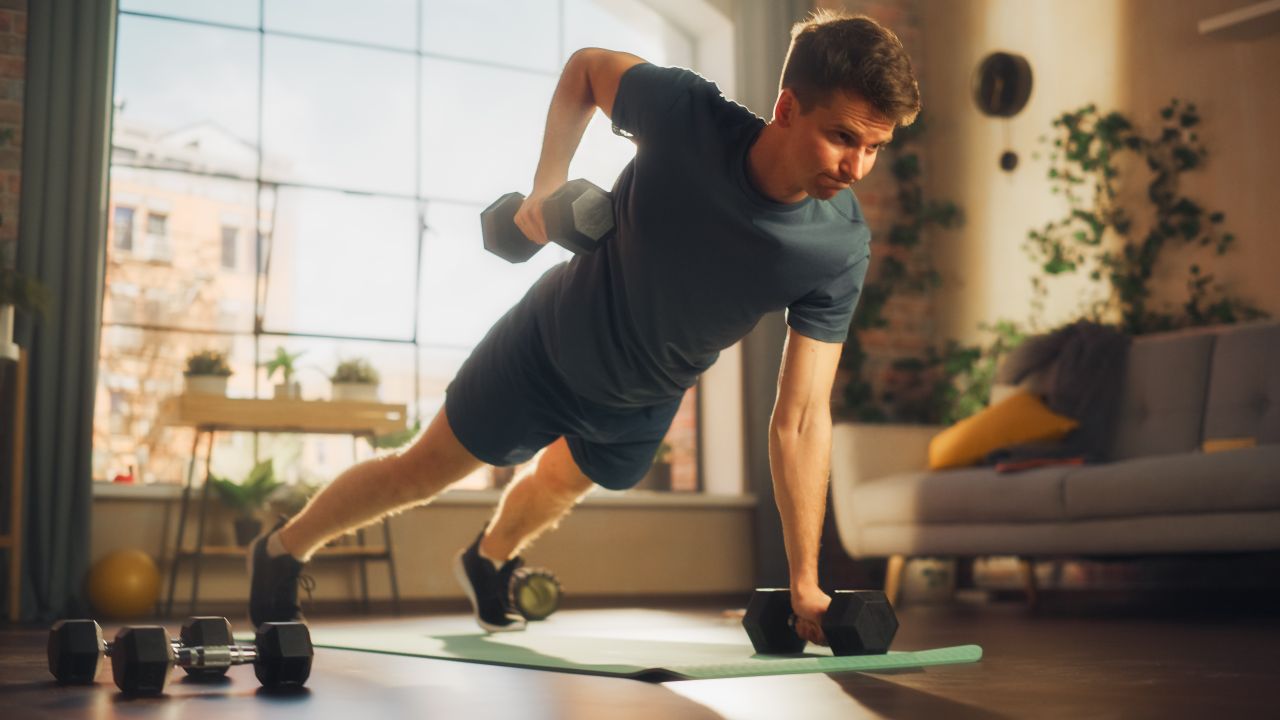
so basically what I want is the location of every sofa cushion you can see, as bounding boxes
[1109,331,1215,460]
[1203,320,1280,445]
[927,391,1079,470]
[1063,444,1280,520]
[850,465,1069,525]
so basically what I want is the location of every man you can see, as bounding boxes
[249,11,919,648]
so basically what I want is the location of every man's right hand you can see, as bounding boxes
[514,185,558,248]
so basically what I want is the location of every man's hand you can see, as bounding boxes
[514,184,559,247]
[791,585,832,646]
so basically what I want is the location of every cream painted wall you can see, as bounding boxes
[91,491,755,605]
[919,0,1280,342]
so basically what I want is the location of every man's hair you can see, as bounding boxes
[780,10,920,126]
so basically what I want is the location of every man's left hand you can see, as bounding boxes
[790,585,832,646]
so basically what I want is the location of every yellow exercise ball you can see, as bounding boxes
[86,549,161,619]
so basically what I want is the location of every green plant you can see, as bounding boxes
[261,346,306,385]
[1026,99,1266,334]
[331,358,380,385]
[929,320,1029,424]
[652,441,672,465]
[267,479,321,518]
[209,460,282,519]
[185,349,233,377]
[372,417,422,449]
[0,266,51,318]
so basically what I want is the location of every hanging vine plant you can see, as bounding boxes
[1025,99,1266,334]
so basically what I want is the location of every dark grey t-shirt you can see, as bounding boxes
[532,63,871,407]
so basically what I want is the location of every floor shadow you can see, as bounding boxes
[831,672,1015,720]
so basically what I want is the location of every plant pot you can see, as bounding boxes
[233,516,263,546]
[633,461,672,492]
[0,304,17,361]
[273,381,301,400]
[331,382,379,403]
[184,374,228,396]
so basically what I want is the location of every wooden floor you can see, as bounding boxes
[3,599,1278,719]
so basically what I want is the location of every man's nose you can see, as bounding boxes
[840,153,868,183]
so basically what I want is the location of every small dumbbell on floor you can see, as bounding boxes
[741,588,899,656]
[509,566,562,621]
[48,617,313,695]
[481,178,615,263]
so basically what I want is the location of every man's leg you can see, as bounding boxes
[453,436,593,632]
[479,436,595,564]
[277,405,487,560]
[249,405,485,627]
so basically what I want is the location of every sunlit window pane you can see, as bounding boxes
[419,59,555,204]
[422,0,560,72]
[121,0,260,29]
[261,186,419,340]
[262,35,416,195]
[417,199,570,349]
[106,166,257,332]
[265,0,417,50]
[564,0,693,67]
[114,15,259,166]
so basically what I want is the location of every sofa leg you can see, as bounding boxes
[885,555,906,607]
[1020,557,1039,609]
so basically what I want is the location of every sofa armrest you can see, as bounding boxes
[830,422,942,557]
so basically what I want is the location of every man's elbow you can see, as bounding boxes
[770,403,833,438]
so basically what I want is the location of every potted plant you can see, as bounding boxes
[261,346,305,400]
[183,349,233,396]
[0,265,50,362]
[209,459,282,545]
[330,357,381,402]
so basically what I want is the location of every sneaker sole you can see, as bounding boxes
[452,551,525,634]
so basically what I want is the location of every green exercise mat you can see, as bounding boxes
[284,610,982,681]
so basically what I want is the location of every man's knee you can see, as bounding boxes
[535,439,595,497]
[394,408,483,486]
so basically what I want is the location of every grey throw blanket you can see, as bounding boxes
[986,320,1131,465]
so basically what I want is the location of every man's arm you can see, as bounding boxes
[768,327,844,645]
[516,47,645,246]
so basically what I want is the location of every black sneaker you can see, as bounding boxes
[453,531,527,633]
[247,516,313,628]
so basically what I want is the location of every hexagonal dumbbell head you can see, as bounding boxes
[823,590,898,656]
[253,622,314,689]
[48,619,106,684]
[481,191,540,263]
[544,178,613,255]
[742,588,806,655]
[179,616,235,678]
[111,626,176,695]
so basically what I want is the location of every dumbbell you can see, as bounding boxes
[508,566,562,621]
[481,178,615,263]
[741,588,898,656]
[48,617,313,695]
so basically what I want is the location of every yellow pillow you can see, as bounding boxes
[928,391,1080,470]
[1202,437,1256,454]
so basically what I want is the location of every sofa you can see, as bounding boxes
[829,319,1280,602]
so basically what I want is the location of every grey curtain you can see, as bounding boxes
[15,0,117,622]
[731,0,816,587]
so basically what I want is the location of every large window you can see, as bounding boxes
[94,0,702,493]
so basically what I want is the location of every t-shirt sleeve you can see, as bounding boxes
[610,63,713,142]
[785,247,871,344]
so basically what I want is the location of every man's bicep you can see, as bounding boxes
[773,328,844,428]
[576,48,646,120]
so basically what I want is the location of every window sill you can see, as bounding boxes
[91,481,756,509]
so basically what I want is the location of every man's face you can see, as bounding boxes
[778,89,896,200]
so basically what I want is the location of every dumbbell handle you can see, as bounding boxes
[99,635,259,670]
[175,642,258,669]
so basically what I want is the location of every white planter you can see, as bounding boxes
[331,382,379,403]
[273,381,301,400]
[184,374,228,396]
[0,304,16,361]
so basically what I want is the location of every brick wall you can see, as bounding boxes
[817,0,937,417]
[0,0,24,253]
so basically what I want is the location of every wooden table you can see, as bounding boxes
[157,394,409,617]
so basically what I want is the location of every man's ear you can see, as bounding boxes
[773,88,799,128]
